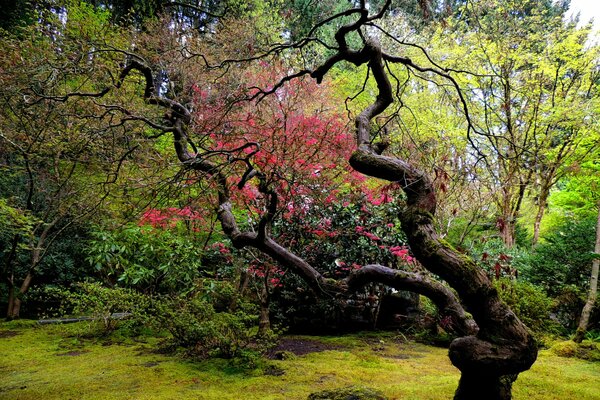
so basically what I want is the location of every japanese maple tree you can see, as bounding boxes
[38,1,540,399]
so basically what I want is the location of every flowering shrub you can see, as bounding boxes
[269,200,415,331]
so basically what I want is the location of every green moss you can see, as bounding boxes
[394,270,409,279]
[2,319,38,328]
[1,325,599,400]
[308,385,387,400]
[550,340,600,361]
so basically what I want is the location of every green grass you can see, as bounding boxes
[1,323,599,400]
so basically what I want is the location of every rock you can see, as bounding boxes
[307,385,388,400]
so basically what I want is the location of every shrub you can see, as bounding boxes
[467,238,529,280]
[147,280,269,363]
[550,340,579,357]
[86,224,206,294]
[521,217,596,298]
[270,201,411,332]
[494,278,560,335]
[60,282,150,334]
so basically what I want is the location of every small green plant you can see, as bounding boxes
[60,282,150,334]
[584,329,600,342]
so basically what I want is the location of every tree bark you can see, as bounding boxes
[341,25,537,398]
[574,204,600,343]
[6,222,53,319]
[258,286,271,336]
[4,235,20,320]
[6,282,15,320]
[7,271,33,319]
[532,182,551,246]
[347,264,478,336]
[454,372,516,400]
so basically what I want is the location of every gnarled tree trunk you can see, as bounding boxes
[574,204,600,343]
[111,3,537,397]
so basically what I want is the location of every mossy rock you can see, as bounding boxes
[550,340,600,361]
[308,386,388,400]
[550,341,579,357]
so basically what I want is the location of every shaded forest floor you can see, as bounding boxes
[1,321,599,400]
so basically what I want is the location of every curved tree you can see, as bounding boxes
[33,1,538,398]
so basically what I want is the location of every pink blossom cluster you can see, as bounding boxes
[389,246,415,263]
[248,263,285,287]
[334,261,362,273]
[212,242,230,255]
[355,225,380,241]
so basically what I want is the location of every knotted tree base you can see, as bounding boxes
[453,372,517,400]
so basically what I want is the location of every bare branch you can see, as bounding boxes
[346,264,478,336]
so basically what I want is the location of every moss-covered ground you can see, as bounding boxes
[1,322,598,399]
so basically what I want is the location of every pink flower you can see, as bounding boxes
[364,232,380,241]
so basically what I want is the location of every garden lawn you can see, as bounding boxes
[0,322,598,400]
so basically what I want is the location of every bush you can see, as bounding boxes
[86,224,206,294]
[60,282,150,334]
[147,280,270,364]
[494,278,560,335]
[522,217,596,297]
[467,238,529,280]
[270,201,410,332]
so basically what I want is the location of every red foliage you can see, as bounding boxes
[139,206,206,230]
[248,260,285,288]
[190,63,366,217]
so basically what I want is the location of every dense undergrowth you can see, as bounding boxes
[1,321,598,400]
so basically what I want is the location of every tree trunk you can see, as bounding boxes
[346,35,536,399]
[7,233,46,319]
[501,220,516,248]
[499,190,516,248]
[532,183,551,246]
[258,286,271,335]
[6,282,15,320]
[3,235,20,320]
[119,9,538,398]
[454,372,516,400]
[7,271,34,319]
[574,205,600,343]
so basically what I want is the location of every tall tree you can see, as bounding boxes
[576,203,600,342]
[550,162,600,342]
[23,1,552,398]
[0,3,151,318]
[429,0,599,247]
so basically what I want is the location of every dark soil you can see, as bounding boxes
[142,361,160,367]
[0,330,19,338]
[267,337,344,359]
[55,350,91,357]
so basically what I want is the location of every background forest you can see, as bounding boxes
[0,0,599,399]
